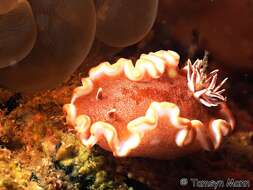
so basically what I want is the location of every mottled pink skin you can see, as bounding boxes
[74,71,223,159]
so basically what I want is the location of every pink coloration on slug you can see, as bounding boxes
[64,50,235,159]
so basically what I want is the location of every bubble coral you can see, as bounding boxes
[0,0,96,92]
[64,50,235,159]
[95,0,158,47]
[0,0,159,92]
[0,0,36,68]
[0,0,18,14]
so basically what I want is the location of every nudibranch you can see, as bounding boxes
[64,50,235,159]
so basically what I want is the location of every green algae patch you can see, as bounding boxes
[55,134,131,190]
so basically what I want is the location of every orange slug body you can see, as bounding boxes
[64,50,235,159]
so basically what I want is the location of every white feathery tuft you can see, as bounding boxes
[186,59,227,107]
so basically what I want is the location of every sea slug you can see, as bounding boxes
[64,50,235,159]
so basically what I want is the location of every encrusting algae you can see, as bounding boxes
[54,134,131,190]
[0,88,133,190]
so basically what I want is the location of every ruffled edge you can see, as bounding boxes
[64,50,235,157]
